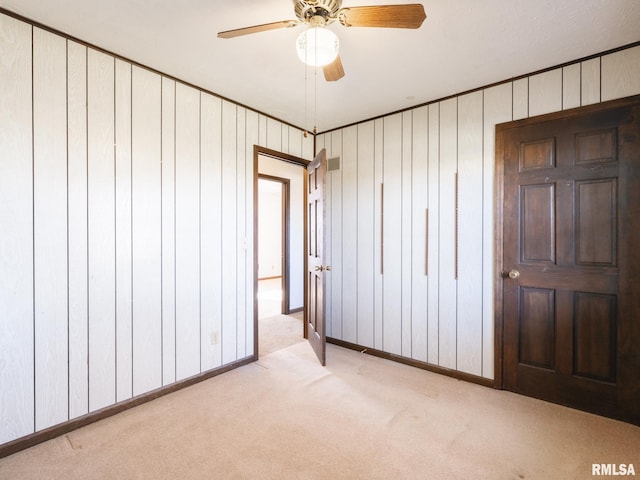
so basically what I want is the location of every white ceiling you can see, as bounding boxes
[2,0,639,132]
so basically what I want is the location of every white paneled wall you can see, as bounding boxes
[33,27,68,431]
[0,13,313,446]
[2,16,34,444]
[67,39,89,419]
[317,44,640,380]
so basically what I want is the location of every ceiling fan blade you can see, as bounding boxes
[323,55,345,82]
[218,20,300,39]
[339,4,426,29]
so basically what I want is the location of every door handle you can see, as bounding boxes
[315,265,324,272]
[508,269,520,279]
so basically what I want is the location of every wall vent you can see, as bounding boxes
[327,156,341,171]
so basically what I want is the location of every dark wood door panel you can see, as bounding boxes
[573,292,617,382]
[520,184,556,264]
[306,149,327,366]
[520,137,556,171]
[576,178,617,266]
[519,287,555,369]
[575,128,617,165]
[497,95,640,425]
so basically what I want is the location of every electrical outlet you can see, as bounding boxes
[211,331,220,345]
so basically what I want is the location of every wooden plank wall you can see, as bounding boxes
[317,43,640,380]
[0,13,313,446]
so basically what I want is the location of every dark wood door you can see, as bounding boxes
[306,149,327,365]
[498,96,640,424]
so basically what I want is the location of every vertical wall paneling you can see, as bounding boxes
[114,58,133,402]
[318,45,639,379]
[315,135,328,329]
[482,83,513,378]
[529,69,562,117]
[281,122,289,156]
[323,134,334,335]
[512,78,529,120]
[0,11,319,447]
[160,77,176,386]
[0,15,34,443]
[317,133,328,332]
[131,66,162,395]
[411,106,429,362]
[174,83,201,381]
[341,126,358,343]
[318,134,331,337]
[401,111,413,356]
[426,105,440,365]
[382,114,402,355]
[221,100,238,364]
[456,91,484,376]
[200,93,223,371]
[438,98,458,369]
[581,57,601,106]
[373,118,384,350]
[601,45,640,101]
[563,63,581,110]
[67,40,89,418]
[236,107,247,359]
[287,126,301,158]
[87,48,116,412]
[245,110,259,356]
[302,131,314,161]
[356,121,375,348]
[266,117,282,151]
[329,130,343,339]
[33,27,68,431]
[258,115,267,149]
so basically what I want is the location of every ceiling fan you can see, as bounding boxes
[217,1,427,82]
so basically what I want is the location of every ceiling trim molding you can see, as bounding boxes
[2,5,638,138]
[316,39,640,135]
[0,5,311,134]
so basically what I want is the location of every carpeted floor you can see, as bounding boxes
[1,337,639,479]
[259,313,304,357]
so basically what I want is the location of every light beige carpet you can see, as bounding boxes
[258,313,304,357]
[1,340,639,479]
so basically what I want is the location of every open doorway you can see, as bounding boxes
[257,175,289,318]
[254,147,309,358]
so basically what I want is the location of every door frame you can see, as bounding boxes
[493,94,640,389]
[253,145,310,360]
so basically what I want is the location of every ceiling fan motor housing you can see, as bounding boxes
[294,0,342,23]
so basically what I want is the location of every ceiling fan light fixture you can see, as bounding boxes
[296,26,339,67]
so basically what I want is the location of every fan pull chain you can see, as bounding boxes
[314,58,318,134]
[304,58,309,137]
